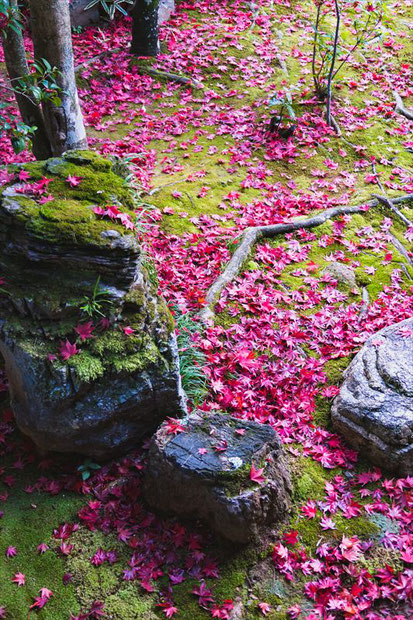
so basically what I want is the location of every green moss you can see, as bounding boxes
[0,443,84,619]
[313,396,331,427]
[66,529,157,619]
[291,456,329,504]
[8,150,137,249]
[68,350,105,382]
[323,356,351,384]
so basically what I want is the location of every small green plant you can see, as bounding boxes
[311,0,386,126]
[268,86,298,133]
[174,309,207,406]
[84,0,134,19]
[80,276,113,318]
[0,105,36,154]
[77,459,101,481]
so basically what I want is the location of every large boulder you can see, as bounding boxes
[143,413,292,543]
[331,318,413,475]
[0,150,186,457]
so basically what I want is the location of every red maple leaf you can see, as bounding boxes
[74,321,95,341]
[250,463,265,485]
[59,340,79,361]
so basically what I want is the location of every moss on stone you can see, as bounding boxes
[5,150,137,250]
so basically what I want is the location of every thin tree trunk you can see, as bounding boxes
[1,0,52,159]
[28,0,88,156]
[131,0,160,57]
[326,0,341,126]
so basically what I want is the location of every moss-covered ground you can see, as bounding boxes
[1,0,412,617]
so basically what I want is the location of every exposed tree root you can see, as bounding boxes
[199,193,413,323]
[360,287,370,317]
[389,233,413,269]
[394,91,413,121]
[134,67,203,89]
[75,49,202,88]
[75,48,122,72]
[372,193,412,227]
[330,114,341,136]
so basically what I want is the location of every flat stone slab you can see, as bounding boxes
[331,317,413,475]
[144,413,291,543]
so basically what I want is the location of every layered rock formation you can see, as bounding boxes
[332,317,413,475]
[144,413,292,543]
[0,150,186,457]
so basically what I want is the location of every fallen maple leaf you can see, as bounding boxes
[258,601,272,616]
[66,175,83,187]
[75,321,95,341]
[5,545,17,558]
[59,340,79,361]
[250,463,265,485]
[12,572,25,586]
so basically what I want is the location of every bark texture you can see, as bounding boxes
[28,0,88,155]
[1,0,52,159]
[131,0,160,56]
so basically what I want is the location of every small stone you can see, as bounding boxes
[158,0,175,24]
[100,230,121,239]
[143,413,291,543]
[323,262,358,291]
[331,317,413,475]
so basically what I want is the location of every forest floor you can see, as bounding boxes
[0,0,413,618]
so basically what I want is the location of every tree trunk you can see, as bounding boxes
[131,1,160,57]
[28,0,88,156]
[1,0,52,159]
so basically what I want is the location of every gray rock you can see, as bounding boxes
[158,0,175,24]
[143,413,291,543]
[331,317,413,474]
[323,262,358,290]
[0,150,186,457]
[70,0,100,27]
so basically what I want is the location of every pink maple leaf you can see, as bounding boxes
[37,543,49,554]
[123,326,135,336]
[250,463,265,485]
[157,603,179,618]
[59,340,79,361]
[401,547,413,563]
[5,545,17,558]
[258,601,272,616]
[340,535,362,562]
[12,572,25,586]
[66,175,83,187]
[74,321,95,342]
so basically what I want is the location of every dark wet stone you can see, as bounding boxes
[331,317,413,475]
[144,413,292,543]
